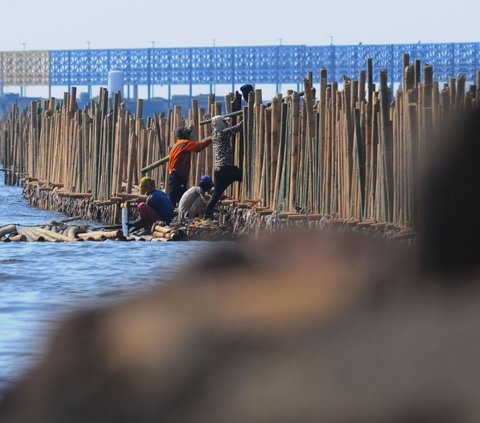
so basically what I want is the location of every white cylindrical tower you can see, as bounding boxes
[107,70,124,97]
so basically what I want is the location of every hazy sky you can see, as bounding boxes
[2,0,479,51]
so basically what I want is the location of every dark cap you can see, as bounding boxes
[175,126,192,140]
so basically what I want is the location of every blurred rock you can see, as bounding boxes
[2,108,480,423]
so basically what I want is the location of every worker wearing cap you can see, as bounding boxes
[204,115,243,219]
[167,127,212,206]
[178,175,214,218]
[128,176,174,233]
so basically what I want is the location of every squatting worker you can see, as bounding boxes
[178,175,213,218]
[204,115,243,219]
[128,177,174,233]
[167,126,212,206]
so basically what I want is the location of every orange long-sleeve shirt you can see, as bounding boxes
[168,137,212,179]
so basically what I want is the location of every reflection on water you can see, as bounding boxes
[0,171,217,395]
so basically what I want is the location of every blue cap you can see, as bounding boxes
[200,175,213,185]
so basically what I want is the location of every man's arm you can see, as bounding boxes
[199,192,210,205]
[196,187,210,205]
[146,193,154,207]
[186,137,212,153]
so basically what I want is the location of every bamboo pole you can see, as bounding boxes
[289,92,300,210]
[0,224,16,237]
[16,227,45,242]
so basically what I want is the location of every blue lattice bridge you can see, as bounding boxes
[0,43,479,95]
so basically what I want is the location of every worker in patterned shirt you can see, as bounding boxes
[167,126,212,206]
[204,115,243,219]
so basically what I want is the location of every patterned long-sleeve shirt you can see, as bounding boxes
[212,122,243,171]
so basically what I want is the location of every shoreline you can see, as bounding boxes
[0,176,415,243]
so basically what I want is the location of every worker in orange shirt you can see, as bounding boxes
[167,126,212,206]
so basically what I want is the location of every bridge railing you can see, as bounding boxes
[0,43,479,88]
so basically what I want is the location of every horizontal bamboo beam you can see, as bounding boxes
[141,92,306,174]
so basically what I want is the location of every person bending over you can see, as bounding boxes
[167,126,212,206]
[204,116,243,219]
[129,177,174,233]
[178,175,214,218]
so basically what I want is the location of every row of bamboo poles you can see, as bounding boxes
[2,55,479,227]
[0,88,222,198]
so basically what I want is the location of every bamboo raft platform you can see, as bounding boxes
[0,207,414,243]
[1,55,478,241]
[0,218,236,243]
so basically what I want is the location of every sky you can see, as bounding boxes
[1,0,479,51]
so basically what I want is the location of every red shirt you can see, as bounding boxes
[168,137,212,179]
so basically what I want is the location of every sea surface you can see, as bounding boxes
[0,171,218,396]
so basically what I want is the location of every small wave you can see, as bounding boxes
[0,259,24,264]
[97,289,128,298]
[0,273,17,282]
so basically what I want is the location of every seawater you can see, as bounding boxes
[0,172,218,396]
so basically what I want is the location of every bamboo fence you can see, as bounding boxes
[1,55,479,228]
